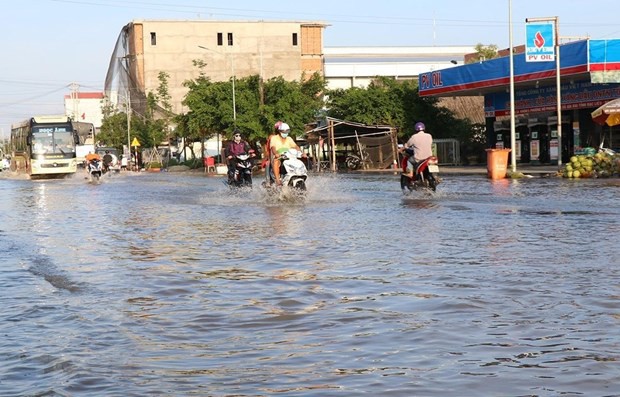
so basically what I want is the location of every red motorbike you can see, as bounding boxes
[400,151,440,193]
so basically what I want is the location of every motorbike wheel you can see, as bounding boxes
[346,155,361,170]
[429,177,437,192]
[243,173,252,187]
[400,174,412,192]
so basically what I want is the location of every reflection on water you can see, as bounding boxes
[1,171,620,396]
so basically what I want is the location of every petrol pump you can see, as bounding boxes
[516,118,529,162]
[527,117,548,164]
[547,116,571,163]
[492,120,510,149]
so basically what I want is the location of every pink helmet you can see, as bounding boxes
[274,121,282,131]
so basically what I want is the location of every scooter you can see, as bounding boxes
[87,159,103,182]
[400,150,440,193]
[227,153,254,188]
[264,148,308,195]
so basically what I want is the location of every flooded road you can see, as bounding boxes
[1,170,619,396]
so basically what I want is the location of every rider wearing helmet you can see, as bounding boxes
[269,122,302,186]
[225,129,253,181]
[102,150,114,173]
[402,122,433,178]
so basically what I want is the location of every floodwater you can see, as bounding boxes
[1,169,619,397]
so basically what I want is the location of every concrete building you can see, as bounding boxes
[104,20,326,115]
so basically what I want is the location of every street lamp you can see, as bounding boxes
[197,45,236,123]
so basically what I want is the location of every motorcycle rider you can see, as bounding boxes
[224,130,253,182]
[102,150,113,173]
[84,151,101,175]
[262,121,281,183]
[270,122,303,186]
[402,122,433,179]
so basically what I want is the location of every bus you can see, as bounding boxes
[72,121,96,166]
[10,115,80,178]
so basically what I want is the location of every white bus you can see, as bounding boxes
[10,115,80,178]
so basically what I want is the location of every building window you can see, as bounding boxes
[227,33,233,46]
[150,32,156,46]
[217,33,223,46]
[292,33,298,46]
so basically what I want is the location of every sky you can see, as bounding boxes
[2,0,620,142]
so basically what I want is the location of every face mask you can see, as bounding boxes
[280,132,289,138]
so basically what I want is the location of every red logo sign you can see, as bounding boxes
[534,31,545,48]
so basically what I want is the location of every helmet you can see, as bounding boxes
[278,122,290,132]
[414,122,425,132]
[274,120,282,130]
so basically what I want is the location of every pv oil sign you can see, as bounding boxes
[525,22,555,62]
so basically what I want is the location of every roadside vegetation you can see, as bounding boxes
[99,46,501,166]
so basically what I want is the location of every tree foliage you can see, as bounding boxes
[325,76,474,142]
[99,72,174,151]
[469,43,499,63]
[181,62,325,145]
[97,98,130,150]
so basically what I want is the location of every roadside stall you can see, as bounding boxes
[305,117,398,172]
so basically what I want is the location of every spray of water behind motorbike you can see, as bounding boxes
[263,148,308,201]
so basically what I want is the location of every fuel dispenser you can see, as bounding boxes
[527,117,548,164]
[516,118,529,162]
[493,120,510,149]
[547,116,571,163]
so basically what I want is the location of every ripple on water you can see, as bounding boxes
[2,173,620,395]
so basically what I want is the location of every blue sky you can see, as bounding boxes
[2,0,620,139]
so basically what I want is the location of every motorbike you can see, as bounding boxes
[87,159,103,182]
[227,152,255,188]
[400,150,440,193]
[264,148,308,194]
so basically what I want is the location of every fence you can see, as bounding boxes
[434,139,461,165]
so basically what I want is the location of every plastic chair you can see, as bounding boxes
[204,156,216,173]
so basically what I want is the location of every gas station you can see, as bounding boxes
[418,37,620,166]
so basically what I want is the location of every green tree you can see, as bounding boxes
[98,98,131,150]
[325,76,474,142]
[469,43,499,63]
[181,62,325,147]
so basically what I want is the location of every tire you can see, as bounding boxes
[243,173,253,187]
[346,156,361,170]
[400,174,412,191]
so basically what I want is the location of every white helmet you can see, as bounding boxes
[278,122,290,132]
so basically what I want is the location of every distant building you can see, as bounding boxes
[104,20,326,116]
[323,46,476,89]
[63,91,105,130]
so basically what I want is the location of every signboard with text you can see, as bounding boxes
[525,22,555,62]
